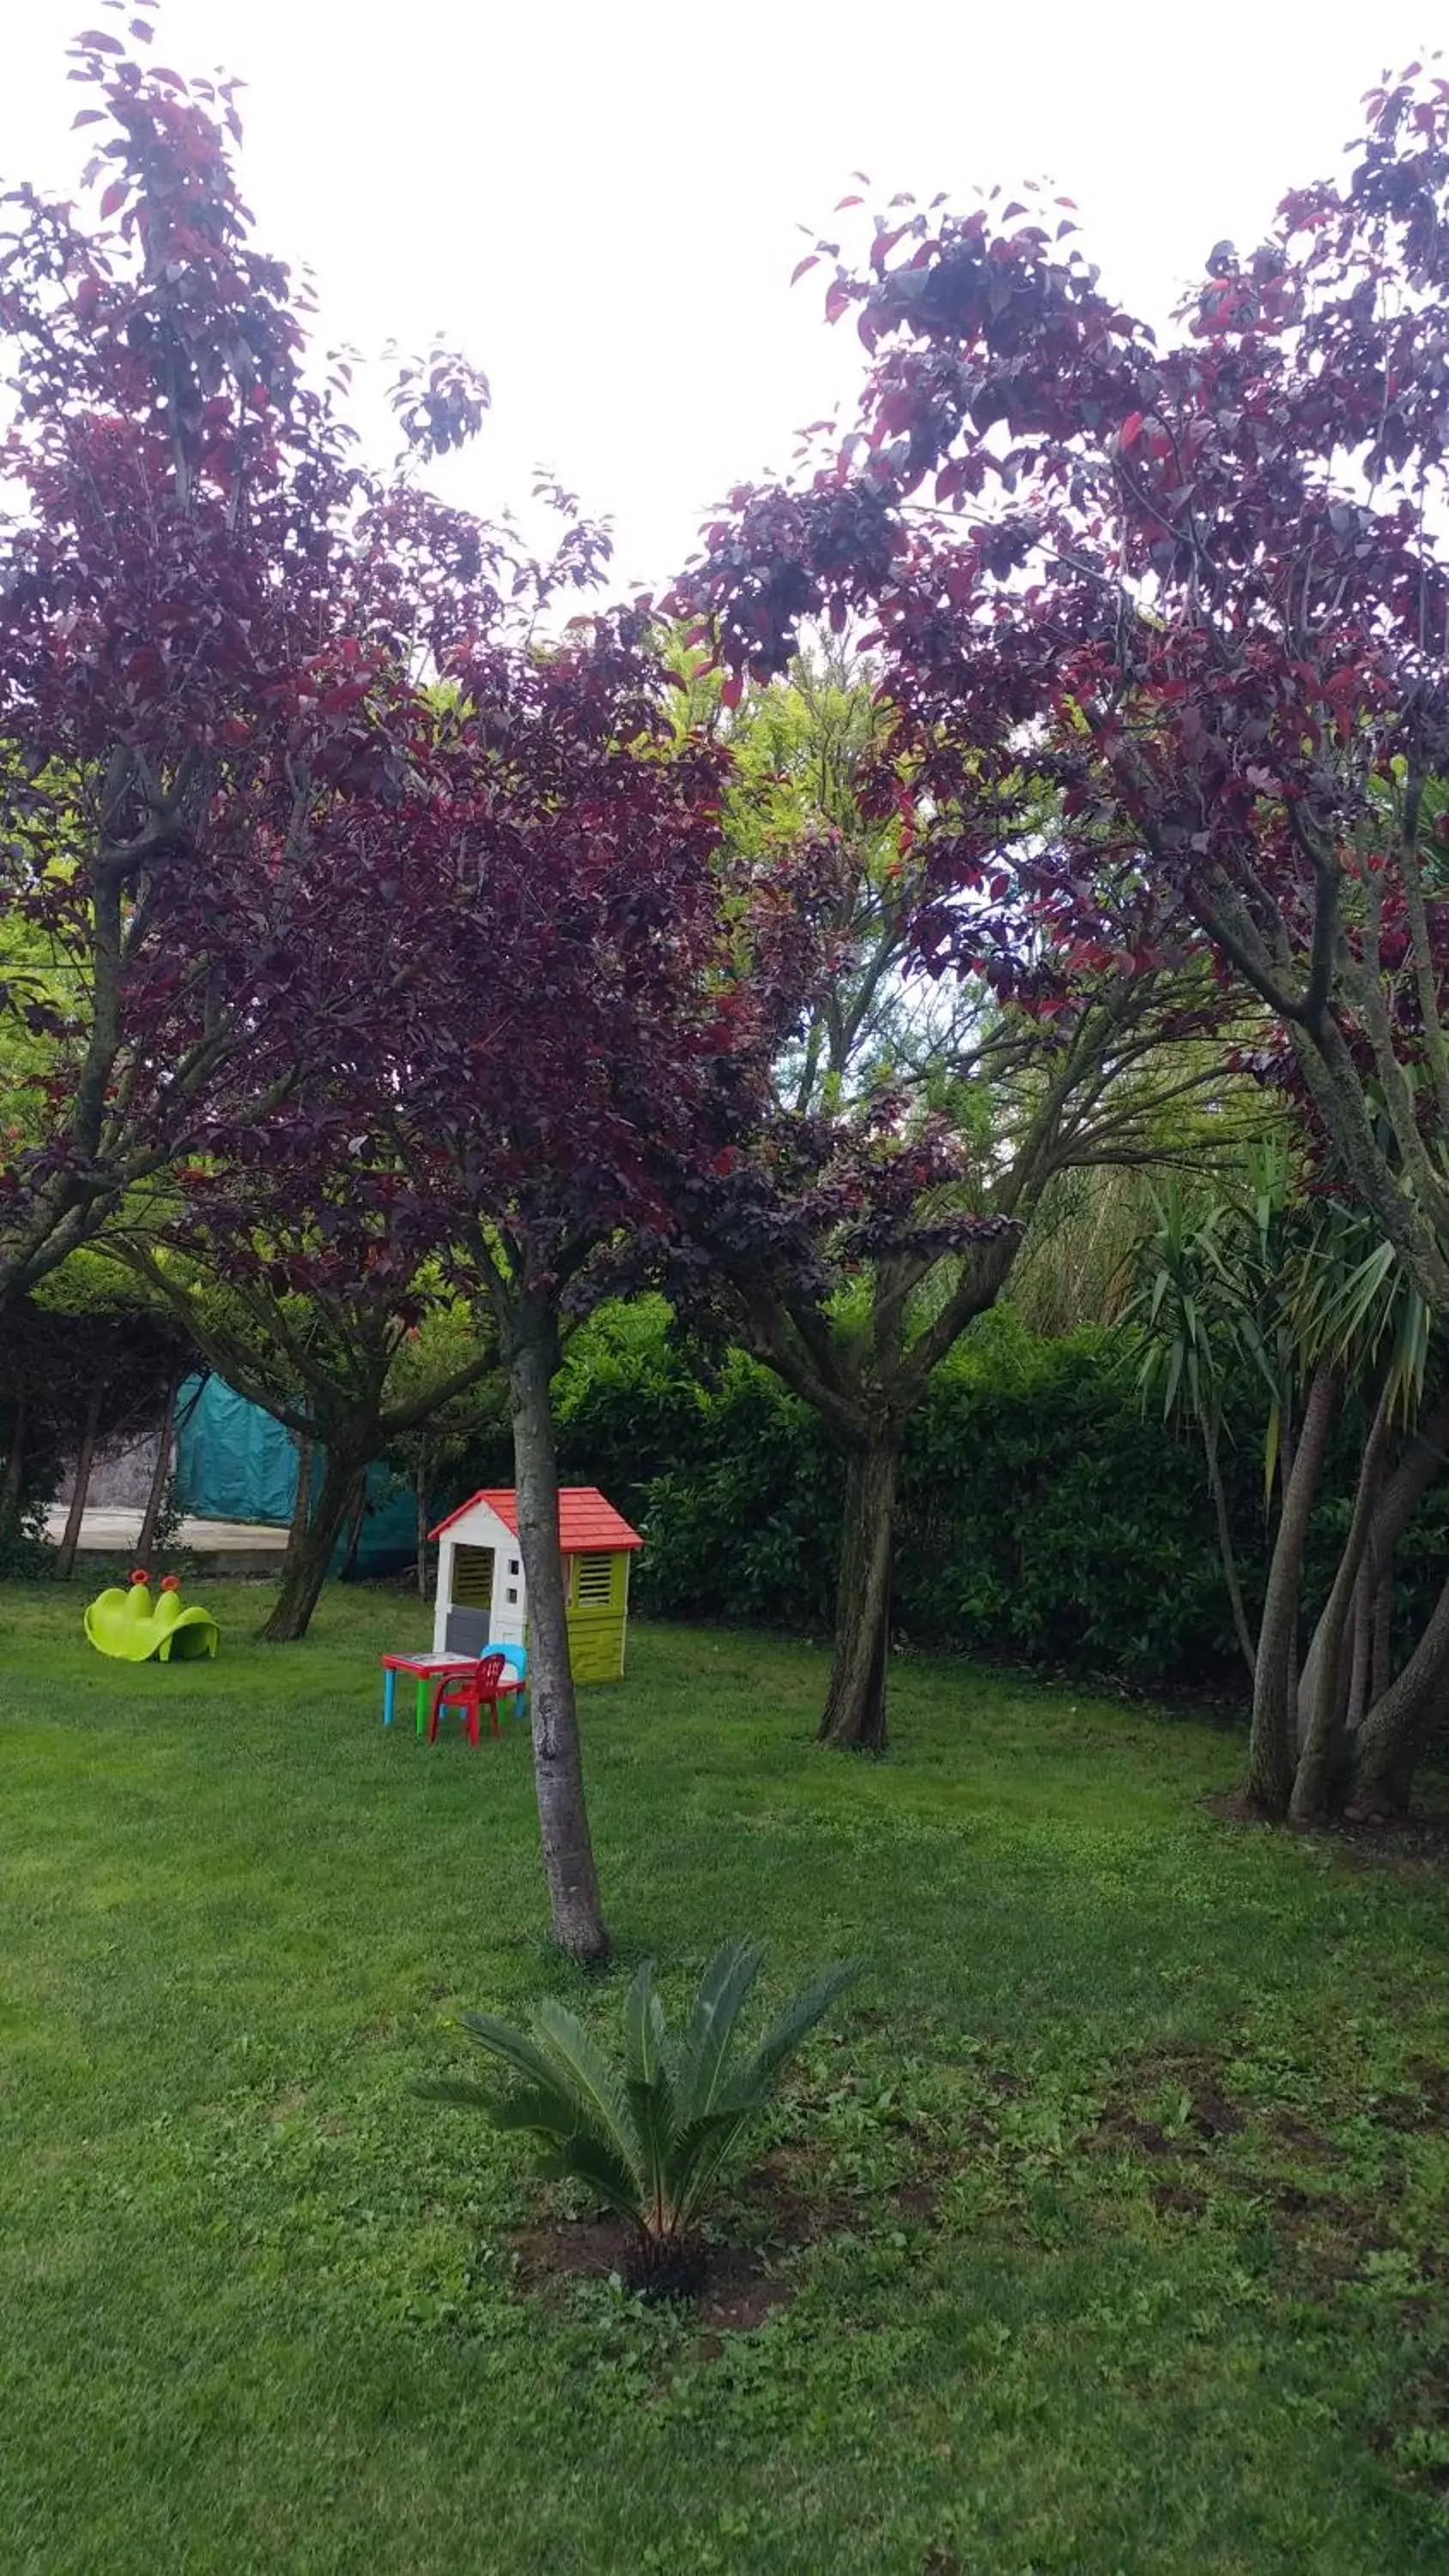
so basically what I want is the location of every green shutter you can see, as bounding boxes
[453,1544,494,1608]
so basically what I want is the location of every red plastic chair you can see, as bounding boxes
[427,1653,517,1747]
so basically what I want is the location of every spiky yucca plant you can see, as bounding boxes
[417,1940,858,2300]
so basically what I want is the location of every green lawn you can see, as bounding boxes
[3,1579,1447,2575]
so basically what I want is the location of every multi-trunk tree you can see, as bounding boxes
[678,64,1449,1811]
[1133,1147,1449,1822]
[662,964,1230,1752]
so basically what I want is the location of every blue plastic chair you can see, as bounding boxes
[485,1642,528,1715]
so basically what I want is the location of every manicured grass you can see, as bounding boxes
[2,1578,1447,2575]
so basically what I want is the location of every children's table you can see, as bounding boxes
[381,1653,478,1735]
[380,1647,526,1735]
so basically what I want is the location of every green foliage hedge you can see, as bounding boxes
[551,1301,1449,1695]
[551,1306,1244,1683]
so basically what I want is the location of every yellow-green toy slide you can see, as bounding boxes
[84,1570,219,1662]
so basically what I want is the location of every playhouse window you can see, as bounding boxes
[574,1552,614,1607]
[507,1558,518,1575]
[453,1545,494,1607]
[506,1587,518,1604]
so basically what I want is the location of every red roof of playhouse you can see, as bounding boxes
[429,1487,643,1551]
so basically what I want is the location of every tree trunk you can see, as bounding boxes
[136,1365,182,1563]
[1,1381,27,1528]
[1346,1559,1449,1819]
[337,1467,369,1582]
[1246,1362,1337,1816]
[1370,1564,1395,1710]
[261,1443,361,1643]
[1345,1561,1373,1731]
[1202,1411,1256,1680]
[416,1455,432,1599]
[1289,1383,1391,1824]
[819,1428,900,1753]
[503,1291,608,1965]
[1297,1388,1449,1735]
[55,1376,106,1581]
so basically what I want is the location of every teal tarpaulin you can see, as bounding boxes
[175,1376,300,1523]
[173,1376,419,1574]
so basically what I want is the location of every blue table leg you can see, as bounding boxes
[382,1668,397,1727]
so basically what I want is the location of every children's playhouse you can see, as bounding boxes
[428,1487,642,1683]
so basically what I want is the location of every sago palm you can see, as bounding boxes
[417,1940,859,2300]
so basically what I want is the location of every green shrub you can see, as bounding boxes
[0,1498,54,1580]
[895,1319,1252,1679]
[626,1312,1257,1683]
[634,1353,837,1631]
[555,1298,709,1531]
[417,1941,858,2301]
[491,1297,1449,1698]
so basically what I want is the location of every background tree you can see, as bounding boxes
[116,1190,499,1642]
[0,11,491,1308]
[676,64,1449,1808]
[0,1261,187,1572]
[656,659,1239,1749]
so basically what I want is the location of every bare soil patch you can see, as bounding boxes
[507,2213,795,2337]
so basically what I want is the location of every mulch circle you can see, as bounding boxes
[506,2213,795,2337]
[500,2147,937,2344]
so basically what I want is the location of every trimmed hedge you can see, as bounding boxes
[550,1297,1449,1694]
[551,1306,1256,1684]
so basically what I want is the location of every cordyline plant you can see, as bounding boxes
[0,5,494,1309]
[417,1941,858,2303]
[677,64,1449,1818]
[1131,1148,1449,1825]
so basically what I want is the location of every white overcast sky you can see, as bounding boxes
[1,0,1437,591]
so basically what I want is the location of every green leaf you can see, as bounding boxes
[409,2076,499,2111]
[625,2077,679,2229]
[670,2107,760,2227]
[675,1940,763,2122]
[458,2009,573,2096]
[624,1960,676,2109]
[536,2133,644,2225]
[621,1963,678,2226]
[490,2083,594,2143]
[743,1959,859,2088]
[532,2001,642,2189]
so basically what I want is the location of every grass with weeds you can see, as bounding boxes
[2,1578,1446,2574]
